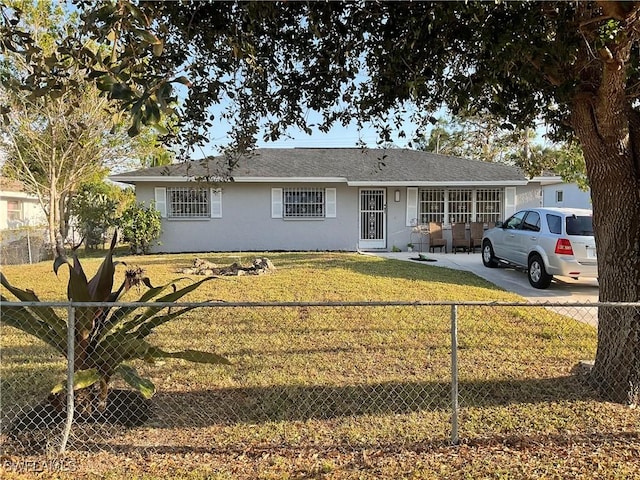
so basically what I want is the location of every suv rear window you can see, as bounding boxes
[565,215,594,236]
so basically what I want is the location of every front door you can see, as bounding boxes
[359,189,386,249]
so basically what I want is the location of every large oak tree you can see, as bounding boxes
[2,1,639,403]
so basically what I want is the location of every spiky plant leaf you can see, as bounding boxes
[50,369,100,394]
[0,296,66,354]
[86,232,118,301]
[116,364,156,399]
[0,273,67,338]
[116,276,215,335]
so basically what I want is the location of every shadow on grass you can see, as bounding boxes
[1,375,608,455]
[331,255,505,290]
[144,375,598,428]
[75,430,640,458]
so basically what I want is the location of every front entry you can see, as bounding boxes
[358,188,386,249]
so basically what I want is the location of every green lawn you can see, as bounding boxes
[1,252,639,479]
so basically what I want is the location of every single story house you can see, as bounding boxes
[111,148,543,253]
[0,177,47,231]
[532,174,592,210]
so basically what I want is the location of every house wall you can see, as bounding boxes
[135,183,538,253]
[512,183,543,214]
[0,191,47,230]
[136,182,361,252]
[542,183,592,209]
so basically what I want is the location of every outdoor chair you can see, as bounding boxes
[451,222,471,254]
[428,222,447,253]
[470,221,485,253]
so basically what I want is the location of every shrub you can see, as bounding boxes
[119,202,161,254]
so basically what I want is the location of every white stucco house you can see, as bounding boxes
[0,177,46,231]
[532,174,592,209]
[111,148,544,253]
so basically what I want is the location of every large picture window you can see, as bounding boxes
[416,187,504,224]
[167,187,210,218]
[283,188,325,218]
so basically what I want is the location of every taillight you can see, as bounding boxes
[555,238,574,255]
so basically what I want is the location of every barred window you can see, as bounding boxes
[168,187,209,218]
[284,188,324,218]
[417,188,504,224]
[418,189,445,223]
[476,189,502,223]
[448,189,473,224]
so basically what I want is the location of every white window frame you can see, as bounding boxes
[555,190,564,204]
[272,187,336,219]
[416,187,505,225]
[7,200,23,221]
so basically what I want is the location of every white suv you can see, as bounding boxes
[481,207,597,289]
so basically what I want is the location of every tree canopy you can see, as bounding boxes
[2,1,640,403]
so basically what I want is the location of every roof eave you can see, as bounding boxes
[347,180,528,187]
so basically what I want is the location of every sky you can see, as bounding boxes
[192,100,439,158]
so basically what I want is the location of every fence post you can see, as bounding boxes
[450,304,459,445]
[60,304,75,453]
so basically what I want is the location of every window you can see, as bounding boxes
[7,200,23,221]
[448,189,473,224]
[283,188,325,218]
[547,214,562,234]
[522,211,540,232]
[167,187,210,218]
[556,190,564,204]
[505,210,527,229]
[416,188,503,224]
[566,215,594,236]
[418,189,445,223]
[476,189,502,223]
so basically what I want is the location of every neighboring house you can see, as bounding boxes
[110,148,543,253]
[532,174,592,210]
[0,177,46,230]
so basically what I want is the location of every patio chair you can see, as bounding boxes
[470,221,485,253]
[451,222,471,254]
[428,222,447,253]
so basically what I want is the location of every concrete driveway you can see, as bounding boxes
[370,251,599,326]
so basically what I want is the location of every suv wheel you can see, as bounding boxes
[482,240,499,268]
[528,254,553,289]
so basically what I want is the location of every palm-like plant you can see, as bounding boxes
[1,234,230,421]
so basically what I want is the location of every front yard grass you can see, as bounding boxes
[1,252,639,479]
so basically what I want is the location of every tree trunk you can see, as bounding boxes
[47,183,57,254]
[58,191,70,241]
[572,94,640,404]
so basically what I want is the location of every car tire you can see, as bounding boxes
[528,254,553,289]
[482,240,499,268]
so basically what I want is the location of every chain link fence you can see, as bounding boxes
[0,228,51,266]
[1,301,638,459]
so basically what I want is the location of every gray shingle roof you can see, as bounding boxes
[111,148,526,184]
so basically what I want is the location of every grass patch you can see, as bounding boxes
[1,252,639,479]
